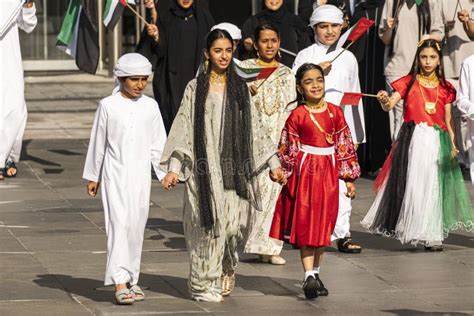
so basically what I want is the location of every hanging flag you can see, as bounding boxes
[233,59,277,81]
[57,0,99,74]
[103,0,136,31]
[340,92,363,106]
[327,17,375,54]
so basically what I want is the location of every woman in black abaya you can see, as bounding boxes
[241,0,311,67]
[138,0,214,132]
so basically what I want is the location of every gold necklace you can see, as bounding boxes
[418,82,439,115]
[256,58,279,68]
[306,99,326,111]
[307,104,336,145]
[209,71,227,85]
[416,72,439,88]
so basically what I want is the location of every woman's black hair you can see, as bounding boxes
[194,28,255,232]
[252,23,281,60]
[389,0,431,56]
[291,63,325,106]
[401,39,454,112]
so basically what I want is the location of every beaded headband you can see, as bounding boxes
[417,39,441,51]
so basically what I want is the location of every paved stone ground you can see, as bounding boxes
[0,75,472,315]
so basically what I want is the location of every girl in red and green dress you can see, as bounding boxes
[361,39,473,251]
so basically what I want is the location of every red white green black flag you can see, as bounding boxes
[103,0,136,31]
[233,59,277,82]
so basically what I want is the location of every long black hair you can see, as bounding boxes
[389,0,431,56]
[252,23,281,60]
[292,63,325,106]
[401,39,454,112]
[194,29,255,232]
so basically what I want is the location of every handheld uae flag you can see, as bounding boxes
[340,92,378,106]
[327,17,375,54]
[340,92,363,106]
[103,0,136,31]
[233,59,277,82]
[57,0,99,74]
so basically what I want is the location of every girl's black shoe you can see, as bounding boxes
[302,275,319,300]
[315,274,329,296]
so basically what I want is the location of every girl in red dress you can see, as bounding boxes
[361,39,473,251]
[269,63,361,299]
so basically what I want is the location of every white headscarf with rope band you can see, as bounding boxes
[308,4,343,27]
[112,53,152,94]
[211,22,242,40]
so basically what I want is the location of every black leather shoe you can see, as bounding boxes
[302,275,319,300]
[315,274,329,296]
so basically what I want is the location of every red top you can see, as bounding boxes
[278,102,360,181]
[284,103,346,147]
[391,75,456,131]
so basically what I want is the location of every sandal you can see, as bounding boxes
[115,288,135,305]
[129,284,145,302]
[337,238,362,253]
[0,169,4,180]
[4,161,17,178]
[221,271,235,297]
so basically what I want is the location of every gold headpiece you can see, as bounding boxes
[417,39,441,51]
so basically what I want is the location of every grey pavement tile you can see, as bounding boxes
[406,287,474,313]
[33,252,107,272]
[195,295,325,314]
[1,276,70,301]
[0,236,27,252]
[0,211,95,228]
[18,234,106,253]
[312,290,450,315]
[80,297,207,316]
[0,301,89,316]
[10,226,104,238]
[0,188,60,202]
[141,249,189,265]
[0,228,13,237]
[346,253,474,290]
[0,254,49,275]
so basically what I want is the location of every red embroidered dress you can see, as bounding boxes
[269,103,361,247]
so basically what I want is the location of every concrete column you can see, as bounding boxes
[107,20,122,76]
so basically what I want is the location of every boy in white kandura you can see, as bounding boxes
[83,53,167,305]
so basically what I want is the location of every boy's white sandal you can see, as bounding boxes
[130,284,145,301]
[115,288,135,305]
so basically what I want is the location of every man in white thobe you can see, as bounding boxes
[83,53,167,303]
[0,0,37,179]
[293,4,364,253]
[456,54,474,184]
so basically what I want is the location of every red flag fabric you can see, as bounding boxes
[256,67,277,80]
[340,92,362,106]
[347,17,375,43]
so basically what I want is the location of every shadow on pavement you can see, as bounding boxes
[348,230,474,251]
[33,273,190,303]
[32,272,298,303]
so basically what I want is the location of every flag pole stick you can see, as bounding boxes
[255,68,278,90]
[453,0,460,21]
[126,3,150,27]
[362,93,378,98]
[330,40,355,63]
